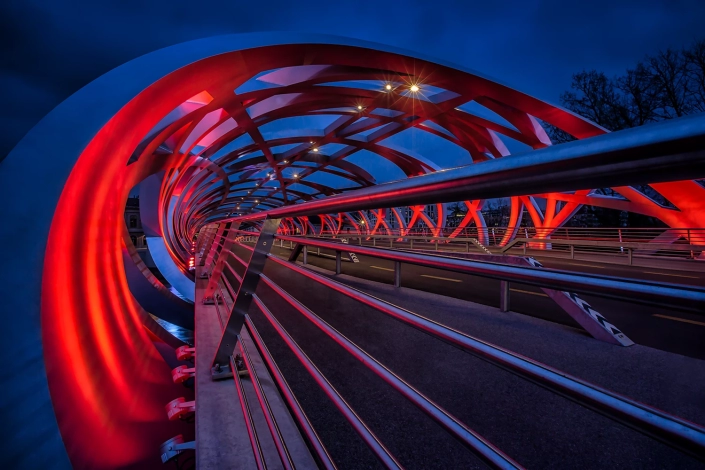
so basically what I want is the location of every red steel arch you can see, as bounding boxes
[2,34,703,468]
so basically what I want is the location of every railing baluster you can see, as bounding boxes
[266,254,705,459]
[245,317,338,470]
[252,296,404,469]
[259,274,523,470]
[238,337,295,470]
[230,354,267,470]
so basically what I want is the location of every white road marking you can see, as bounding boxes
[643,271,700,279]
[370,265,394,272]
[653,314,705,327]
[420,274,462,283]
[564,262,605,269]
[510,288,548,297]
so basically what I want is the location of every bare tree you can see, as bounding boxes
[684,40,705,113]
[549,39,705,137]
[645,48,692,119]
[543,40,705,227]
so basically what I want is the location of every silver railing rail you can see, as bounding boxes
[298,231,705,264]
[275,235,705,312]
[191,117,705,467]
[194,221,705,468]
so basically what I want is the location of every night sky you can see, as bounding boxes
[2,0,704,161]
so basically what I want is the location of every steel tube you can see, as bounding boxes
[274,236,705,312]
[218,284,231,310]
[221,275,237,301]
[224,260,243,284]
[228,251,250,269]
[267,255,705,459]
[245,317,337,470]
[234,240,255,252]
[230,355,267,470]
[259,274,522,469]
[231,115,705,221]
[251,295,404,469]
[238,338,295,470]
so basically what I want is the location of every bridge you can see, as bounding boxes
[1,33,704,469]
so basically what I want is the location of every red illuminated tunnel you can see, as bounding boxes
[1,33,704,468]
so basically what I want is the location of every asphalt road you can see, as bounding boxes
[221,242,705,469]
[267,242,705,360]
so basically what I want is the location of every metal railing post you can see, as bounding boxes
[394,261,401,288]
[410,239,414,250]
[335,251,341,274]
[303,245,308,265]
[390,238,393,248]
[500,281,510,312]
[570,245,575,259]
[373,237,376,247]
[628,248,633,265]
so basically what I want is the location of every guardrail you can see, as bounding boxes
[311,227,705,245]
[299,232,705,264]
[276,235,705,312]
[192,222,705,468]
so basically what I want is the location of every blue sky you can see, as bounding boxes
[2,0,704,161]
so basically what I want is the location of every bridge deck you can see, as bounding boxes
[235,248,705,469]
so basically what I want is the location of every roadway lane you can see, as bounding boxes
[266,243,705,359]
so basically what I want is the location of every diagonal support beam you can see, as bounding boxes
[211,217,281,378]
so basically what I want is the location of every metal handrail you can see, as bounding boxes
[202,221,705,467]
[274,235,705,312]
[237,336,296,470]
[266,254,705,460]
[230,353,267,470]
[251,295,405,469]
[259,273,523,469]
[310,233,705,250]
[244,316,338,470]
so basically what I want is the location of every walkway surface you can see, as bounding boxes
[195,263,316,469]
[222,243,705,469]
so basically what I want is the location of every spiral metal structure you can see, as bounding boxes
[1,33,704,469]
